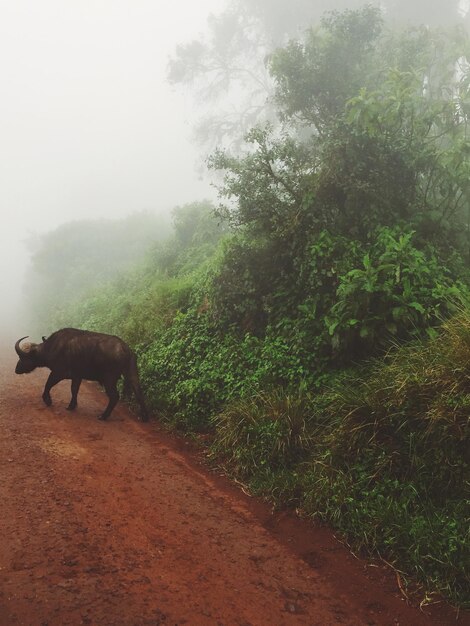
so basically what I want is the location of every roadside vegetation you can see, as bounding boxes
[26,8,470,607]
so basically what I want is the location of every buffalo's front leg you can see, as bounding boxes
[42,371,63,406]
[67,378,82,411]
[98,379,119,421]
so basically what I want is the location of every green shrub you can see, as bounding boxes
[326,227,469,359]
[138,311,264,429]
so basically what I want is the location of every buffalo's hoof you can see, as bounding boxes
[66,405,77,411]
[98,414,108,421]
[42,395,52,407]
[139,415,149,423]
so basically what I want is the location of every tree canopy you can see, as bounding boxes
[168,0,469,148]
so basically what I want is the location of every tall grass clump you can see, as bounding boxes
[211,389,321,504]
[212,389,316,474]
[303,311,470,605]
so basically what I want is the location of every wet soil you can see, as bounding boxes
[0,353,466,626]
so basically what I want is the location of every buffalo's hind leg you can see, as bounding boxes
[127,353,149,422]
[98,378,119,421]
[42,371,63,407]
[67,378,82,411]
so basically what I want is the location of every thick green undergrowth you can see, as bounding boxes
[211,315,470,605]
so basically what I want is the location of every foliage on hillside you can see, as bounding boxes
[212,313,470,604]
[25,212,170,335]
[25,211,171,334]
[38,201,223,340]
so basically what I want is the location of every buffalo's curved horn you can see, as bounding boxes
[15,336,29,357]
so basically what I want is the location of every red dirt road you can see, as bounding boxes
[0,353,465,626]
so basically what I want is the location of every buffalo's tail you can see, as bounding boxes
[124,352,149,422]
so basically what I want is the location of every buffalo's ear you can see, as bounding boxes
[42,336,47,342]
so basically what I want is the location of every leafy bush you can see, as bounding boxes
[138,311,263,429]
[326,227,469,358]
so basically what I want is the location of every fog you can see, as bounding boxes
[1,0,469,336]
[0,0,220,332]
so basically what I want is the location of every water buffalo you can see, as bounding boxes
[14,328,149,421]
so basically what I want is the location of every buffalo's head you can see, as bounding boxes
[14,336,41,374]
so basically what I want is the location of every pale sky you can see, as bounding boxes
[0,0,222,327]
